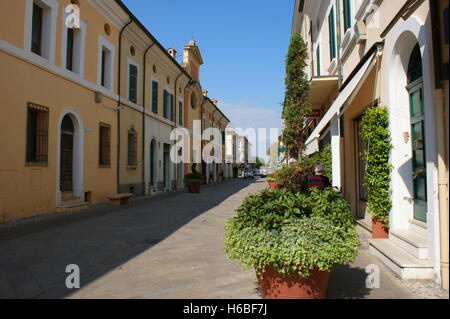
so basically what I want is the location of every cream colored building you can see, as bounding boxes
[292,0,449,289]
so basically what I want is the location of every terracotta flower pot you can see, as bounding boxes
[268,181,277,190]
[188,183,201,194]
[258,266,330,299]
[372,219,389,238]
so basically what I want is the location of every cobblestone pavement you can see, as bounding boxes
[0,179,447,299]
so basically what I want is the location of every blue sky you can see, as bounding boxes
[122,0,295,159]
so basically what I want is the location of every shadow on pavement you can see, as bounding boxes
[326,264,372,299]
[0,179,259,299]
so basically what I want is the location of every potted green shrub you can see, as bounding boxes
[184,164,203,194]
[359,106,393,238]
[224,189,359,299]
[266,173,278,190]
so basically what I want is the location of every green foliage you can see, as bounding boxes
[184,164,203,186]
[224,215,359,278]
[275,144,332,193]
[282,33,311,160]
[224,188,359,278]
[359,106,393,228]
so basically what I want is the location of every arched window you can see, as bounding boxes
[127,128,137,167]
[407,44,423,84]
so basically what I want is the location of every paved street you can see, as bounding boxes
[0,179,447,299]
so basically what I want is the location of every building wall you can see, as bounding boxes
[0,0,121,222]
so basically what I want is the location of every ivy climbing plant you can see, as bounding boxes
[282,33,311,160]
[359,106,393,228]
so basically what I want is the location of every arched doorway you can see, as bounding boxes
[60,115,74,193]
[407,44,427,223]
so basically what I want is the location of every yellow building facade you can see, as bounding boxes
[0,0,232,223]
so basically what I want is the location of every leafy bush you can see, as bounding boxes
[235,188,355,230]
[275,145,332,193]
[224,216,359,278]
[225,188,359,278]
[359,106,392,228]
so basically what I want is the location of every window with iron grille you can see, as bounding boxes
[26,102,49,165]
[127,128,138,167]
[99,123,111,167]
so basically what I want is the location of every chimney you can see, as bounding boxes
[202,90,208,97]
[167,48,177,58]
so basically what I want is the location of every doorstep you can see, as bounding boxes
[368,238,434,280]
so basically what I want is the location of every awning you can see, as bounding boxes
[304,52,378,155]
[309,76,338,107]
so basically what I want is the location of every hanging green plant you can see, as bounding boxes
[359,106,393,229]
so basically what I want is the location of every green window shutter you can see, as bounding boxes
[152,81,158,114]
[163,90,168,119]
[328,7,336,61]
[129,64,138,103]
[316,44,321,76]
[343,0,352,32]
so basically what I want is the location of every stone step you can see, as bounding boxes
[356,217,372,233]
[369,239,434,280]
[390,229,429,260]
[409,219,427,235]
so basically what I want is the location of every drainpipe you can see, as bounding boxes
[142,41,156,195]
[117,20,133,194]
[429,0,449,291]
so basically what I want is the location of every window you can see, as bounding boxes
[163,90,174,121]
[179,101,183,126]
[343,0,352,32]
[191,92,197,109]
[163,90,169,119]
[127,128,137,167]
[128,64,138,103]
[26,102,49,165]
[151,81,158,114]
[99,123,111,167]
[66,28,74,71]
[100,47,112,88]
[31,3,43,56]
[98,36,115,90]
[328,7,337,61]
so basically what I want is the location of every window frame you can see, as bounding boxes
[127,128,138,168]
[61,7,86,76]
[99,122,111,168]
[97,36,115,91]
[25,102,49,166]
[127,58,139,104]
[328,6,337,62]
[151,80,159,114]
[25,0,58,63]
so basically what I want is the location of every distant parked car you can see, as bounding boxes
[244,170,254,179]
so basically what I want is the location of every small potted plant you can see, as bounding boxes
[224,188,359,299]
[266,173,278,190]
[184,164,203,194]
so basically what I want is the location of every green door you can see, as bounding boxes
[408,80,427,223]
